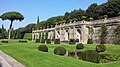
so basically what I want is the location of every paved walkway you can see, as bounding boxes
[0,50,25,67]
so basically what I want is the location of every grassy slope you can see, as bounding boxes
[0,40,120,67]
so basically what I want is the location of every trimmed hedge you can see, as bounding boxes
[76,43,84,50]
[77,51,83,59]
[38,45,48,52]
[96,44,106,53]
[68,51,76,58]
[46,39,51,44]
[35,39,40,43]
[19,40,27,43]
[41,39,45,43]
[23,33,32,40]
[54,39,60,44]
[1,40,8,43]
[54,47,66,55]
[82,50,100,63]
[87,39,93,44]
[69,39,75,44]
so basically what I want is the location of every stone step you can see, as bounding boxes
[0,50,25,67]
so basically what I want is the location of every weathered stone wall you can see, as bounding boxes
[32,16,120,44]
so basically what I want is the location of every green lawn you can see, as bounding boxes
[0,40,120,67]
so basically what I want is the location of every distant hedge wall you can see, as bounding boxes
[23,33,32,40]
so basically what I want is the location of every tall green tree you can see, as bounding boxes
[114,25,120,45]
[37,16,40,29]
[99,25,108,44]
[1,24,5,38]
[86,3,98,20]
[0,11,24,39]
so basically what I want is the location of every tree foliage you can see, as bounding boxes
[10,0,120,39]
[114,25,120,45]
[99,25,108,44]
[0,12,24,21]
[0,11,24,39]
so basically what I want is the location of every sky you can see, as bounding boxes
[0,0,107,30]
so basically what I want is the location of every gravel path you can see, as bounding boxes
[0,50,25,67]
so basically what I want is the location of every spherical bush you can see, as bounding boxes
[82,50,100,63]
[54,47,66,55]
[68,51,76,58]
[76,43,84,50]
[38,45,48,52]
[96,45,106,53]
[76,51,83,59]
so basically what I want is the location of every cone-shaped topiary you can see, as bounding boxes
[38,45,48,52]
[76,43,84,50]
[54,47,66,55]
[96,44,106,53]
[82,50,100,63]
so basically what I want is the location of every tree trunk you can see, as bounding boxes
[8,21,13,39]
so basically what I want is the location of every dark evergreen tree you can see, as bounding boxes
[1,24,5,38]
[37,16,40,29]
[114,25,120,45]
[99,25,108,44]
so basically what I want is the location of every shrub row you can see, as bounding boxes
[1,40,8,43]
[69,39,75,44]
[46,39,51,44]
[38,44,106,63]
[38,45,66,55]
[35,39,40,43]
[35,38,93,44]
[54,39,60,44]
[19,40,27,43]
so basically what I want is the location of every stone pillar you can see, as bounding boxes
[81,25,89,44]
[73,26,76,39]
[32,32,35,41]
[55,29,60,39]
[50,31,54,40]
[69,27,74,39]
[60,28,65,42]
[76,28,81,43]
[64,28,69,41]
[47,31,51,39]
[40,32,42,43]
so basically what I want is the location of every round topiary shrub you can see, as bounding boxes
[96,45,106,53]
[68,51,76,58]
[38,45,48,52]
[76,51,83,59]
[54,47,66,55]
[76,43,84,50]
[82,50,100,63]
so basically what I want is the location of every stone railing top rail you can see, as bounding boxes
[90,16,120,25]
[55,20,89,28]
[32,16,120,33]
